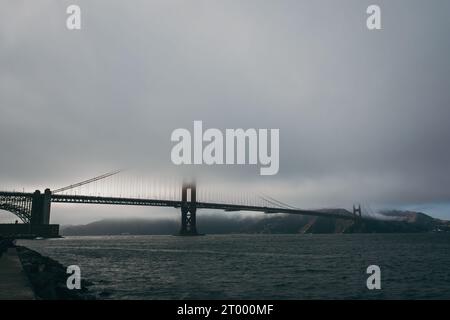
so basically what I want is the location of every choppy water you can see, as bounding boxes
[18,233,450,299]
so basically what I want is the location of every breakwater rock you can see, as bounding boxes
[16,246,95,300]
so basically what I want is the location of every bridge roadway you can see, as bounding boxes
[0,191,355,221]
[50,194,355,220]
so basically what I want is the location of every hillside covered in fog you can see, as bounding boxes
[61,210,450,235]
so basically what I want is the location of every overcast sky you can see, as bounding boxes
[1,0,450,224]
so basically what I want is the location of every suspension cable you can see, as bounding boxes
[52,170,122,194]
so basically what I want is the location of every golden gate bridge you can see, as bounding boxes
[0,170,361,237]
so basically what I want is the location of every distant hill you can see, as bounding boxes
[61,210,450,236]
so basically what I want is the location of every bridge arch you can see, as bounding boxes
[0,196,32,223]
[0,206,30,223]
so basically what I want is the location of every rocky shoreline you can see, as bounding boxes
[15,244,96,300]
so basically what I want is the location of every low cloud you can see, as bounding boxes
[1,0,450,223]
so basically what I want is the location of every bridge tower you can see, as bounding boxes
[353,204,362,219]
[30,189,52,225]
[179,180,198,236]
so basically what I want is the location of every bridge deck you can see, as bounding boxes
[50,194,355,220]
[1,191,356,221]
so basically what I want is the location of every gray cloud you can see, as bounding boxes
[1,0,450,223]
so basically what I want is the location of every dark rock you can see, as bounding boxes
[16,246,96,300]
